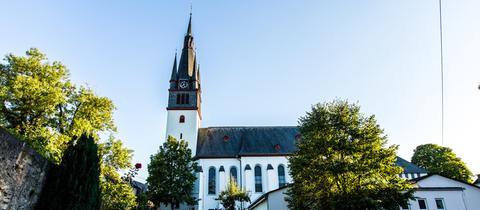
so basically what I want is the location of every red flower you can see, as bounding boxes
[135,163,142,169]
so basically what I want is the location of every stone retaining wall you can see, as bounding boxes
[0,128,51,210]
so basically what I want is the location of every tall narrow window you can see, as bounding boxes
[417,199,427,209]
[278,165,286,187]
[176,94,181,104]
[179,115,185,123]
[185,94,190,104]
[208,167,216,195]
[254,166,262,192]
[180,133,183,139]
[230,167,238,184]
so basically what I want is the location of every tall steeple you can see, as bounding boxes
[167,14,201,117]
[178,13,196,79]
[165,13,202,161]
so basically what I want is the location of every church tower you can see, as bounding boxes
[165,14,202,155]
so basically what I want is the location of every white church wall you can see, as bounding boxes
[266,168,275,192]
[196,156,292,210]
[197,158,240,210]
[165,110,200,153]
[240,156,290,204]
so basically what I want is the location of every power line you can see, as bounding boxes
[439,0,445,145]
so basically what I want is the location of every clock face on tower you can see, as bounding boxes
[179,81,189,89]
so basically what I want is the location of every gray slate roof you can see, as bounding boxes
[196,126,298,158]
[196,126,428,174]
[396,156,428,174]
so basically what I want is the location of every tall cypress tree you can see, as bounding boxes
[36,135,101,210]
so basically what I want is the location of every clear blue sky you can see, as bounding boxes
[1,1,479,180]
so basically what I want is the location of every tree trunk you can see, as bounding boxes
[171,201,175,210]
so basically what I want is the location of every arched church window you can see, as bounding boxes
[208,167,216,195]
[254,165,262,192]
[278,165,286,187]
[230,166,238,184]
[179,115,185,123]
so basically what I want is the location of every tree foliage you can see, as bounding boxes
[0,48,115,162]
[0,48,137,209]
[36,135,101,210]
[217,178,250,210]
[286,100,413,210]
[98,136,137,209]
[412,144,473,183]
[147,136,198,210]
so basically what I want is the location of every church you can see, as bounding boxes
[164,15,427,210]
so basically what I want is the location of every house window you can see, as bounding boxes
[180,133,183,139]
[185,94,189,104]
[278,165,286,187]
[179,115,185,123]
[230,167,238,184]
[417,199,427,209]
[435,198,445,209]
[400,203,410,209]
[176,94,181,104]
[208,167,216,195]
[254,165,262,192]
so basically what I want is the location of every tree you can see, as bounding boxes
[0,48,115,162]
[217,178,250,210]
[412,144,473,183]
[98,137,138,209]
[286,100,413,210]
[36,135,101,210]
[147,136,198,210]
[0,48,137,209]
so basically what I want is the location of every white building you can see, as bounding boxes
[403,174,480,210]
[248,186,289,210]
[248,174,480,210]
[164,15,294,210]
[163,15,433,210]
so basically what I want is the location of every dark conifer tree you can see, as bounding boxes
[36,135,101,210]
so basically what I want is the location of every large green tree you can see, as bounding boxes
[412,144,473,183]
[36,135,101,210]
[0,48,114,162]
[0,48,137,209]
[286,100,413,210]
[147,136,198,210]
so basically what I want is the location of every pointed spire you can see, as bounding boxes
[170,52,178,81]
[187,12,193,36]
[178,13,196,79]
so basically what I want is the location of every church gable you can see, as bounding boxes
[195,126,299,158]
